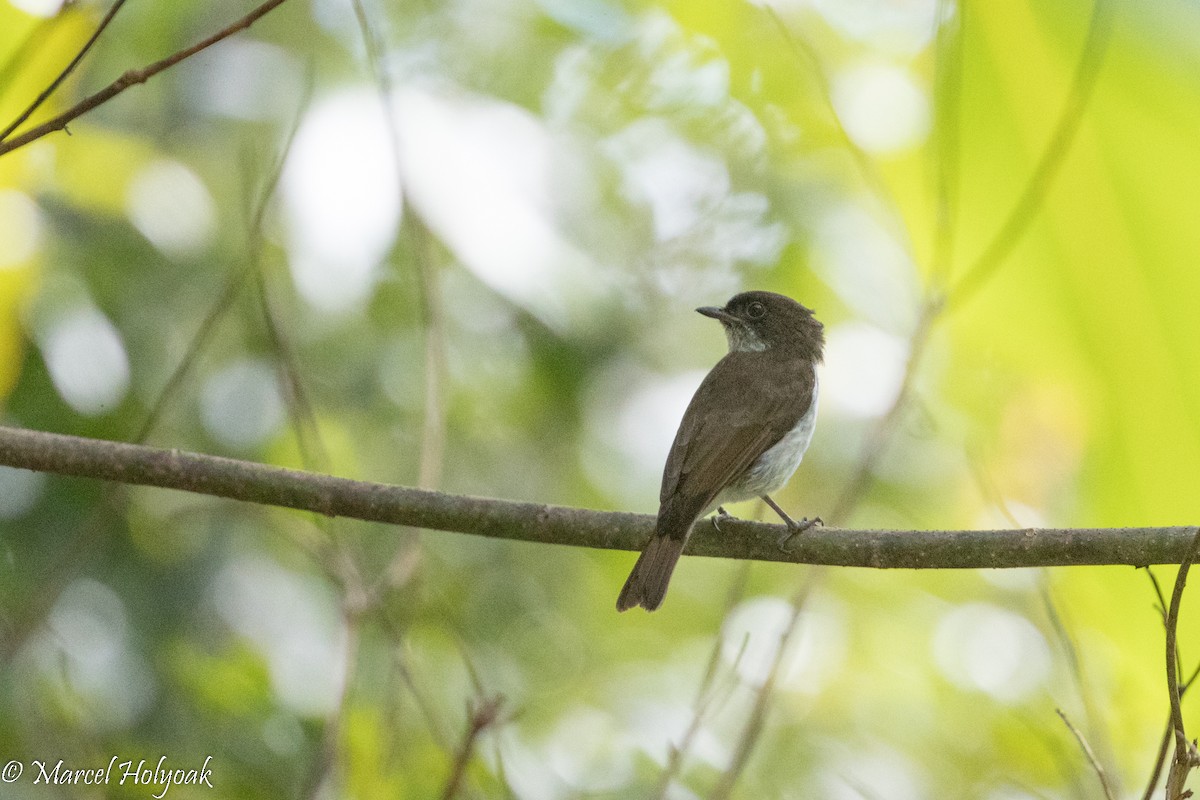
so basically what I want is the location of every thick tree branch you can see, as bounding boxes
[0,425,1196,568]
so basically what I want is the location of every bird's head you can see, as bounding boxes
[697,291,824,360]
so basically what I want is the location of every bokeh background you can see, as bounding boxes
[2,0,1200,797]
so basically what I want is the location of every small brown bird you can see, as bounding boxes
[617,291,825,612]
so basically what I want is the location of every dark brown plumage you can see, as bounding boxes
[617,291,824,612]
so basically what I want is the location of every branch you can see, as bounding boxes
[0,0,294,157]
[947,0,1115,310]
[0,0,127,143]
[1,426,1199,569]
[1165,528,1200,798]
[1056,707,1116,800]
[440,695,504,800]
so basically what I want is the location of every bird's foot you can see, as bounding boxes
[712,506,735,533]
[777,516,823,551]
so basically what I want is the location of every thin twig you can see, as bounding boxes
[134,80,308,443]
[928,0,964,289]
[1056,707,1116,800]
[709,580,813,800]
[827,294,941,522]
[1164,527,1200,799]
[0,2,79,104]
[1149,567,1172,624]
[947,0,1116,310]
[827,0,1115,522]
[0,0,295,157]
[1145,717,1175,800]
[0,0,127,143]
[763,6,917,259]
[1141,563,1200,800]
[440,695,505,800]
[1040,579,1117,795]
[301,609,362,800]
[348,0,438,610]
[655,565,751,798]
[349,0,447,490]
[255,264,328,469]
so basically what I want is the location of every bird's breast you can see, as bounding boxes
[727,374,819,501]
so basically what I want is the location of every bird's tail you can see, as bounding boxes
[616,534,686,612]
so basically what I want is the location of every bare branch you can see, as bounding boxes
[709,581,812,800]
[828,0,1115,522]
[947,0,1115,310]
[0,0,127,143]
[656,566,750,798]
[1165,527,1200,799]
[1,426,1200,568]
[441,695,505,800]
[0,0,295,157]
[1055,707,1116,800]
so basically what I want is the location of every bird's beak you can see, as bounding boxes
[696,306,738,325]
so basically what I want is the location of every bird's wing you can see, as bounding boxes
[656,353,813,537]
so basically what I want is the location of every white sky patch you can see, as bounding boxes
[392,83,593,328]
[720,594,846,693]
[40,307,130,416]
[821,322,908,418]
[832,61,930,154]
[813,200,919,329]
[605,118,730,242]
[544,707,634,792]
[819,744,927,800]
[282,90,400,313]
[40,579,155,729]
[199,358,285,450]
[0,466,45,519]
[7,0,63,16]
[193,39,301,121]
[213,556,347,717]
[126,159,216,258]
[812,0,941,55]
[582,364,704,508]
[932,603,1051,702]
[0,190,44,268]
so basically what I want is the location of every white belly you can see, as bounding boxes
[720,375,819,504]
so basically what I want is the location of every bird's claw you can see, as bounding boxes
[712,506,734,533]
[777,516,823,551]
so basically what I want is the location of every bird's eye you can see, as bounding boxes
[747,301,766,319]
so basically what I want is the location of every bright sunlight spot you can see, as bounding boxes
[821,322,909,418]
[126,159,217,257]
[39,307,131,416]
[282,90,400,314]
[199,358,285,450]
[393,83,593,327]
[932,603,1051,703]
[213,556,347,717]
[7,0,61,17]
[833,61,931,154]
[0,190,44,268]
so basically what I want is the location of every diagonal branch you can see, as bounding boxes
[0,425,1199,570]
[0,0,295,157]
[1056,707,1116,800]
[0,0,127,143]
[947,0,1115,310]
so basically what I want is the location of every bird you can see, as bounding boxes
[617,290,825,612]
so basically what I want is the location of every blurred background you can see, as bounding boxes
[2,0,1200,797]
